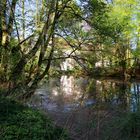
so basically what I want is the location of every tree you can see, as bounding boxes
[0,0,87,98]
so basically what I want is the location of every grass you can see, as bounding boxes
[0,97,69,140]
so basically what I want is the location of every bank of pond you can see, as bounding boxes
[0,97,69,140]
[0,75,140,140]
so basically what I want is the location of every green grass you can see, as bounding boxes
[0,97,69,140]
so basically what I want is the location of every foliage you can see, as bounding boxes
[122,111,140,139]
[101,110,140,140]
[0,97,69,140]
[1,0,140,97]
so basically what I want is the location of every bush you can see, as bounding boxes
[0,97,69,140]
[102,110,140,140]
[122,111,140,139]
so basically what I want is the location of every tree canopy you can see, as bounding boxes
[0,0,140,97]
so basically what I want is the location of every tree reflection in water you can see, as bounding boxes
[28,76,140,140]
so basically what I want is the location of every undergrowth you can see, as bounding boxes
[0,97,69,140]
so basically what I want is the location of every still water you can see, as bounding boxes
[28,75,140,140]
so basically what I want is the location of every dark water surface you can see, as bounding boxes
[28,76,140,140]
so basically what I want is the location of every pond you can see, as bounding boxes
[28,75,140,140]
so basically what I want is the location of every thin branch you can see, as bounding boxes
[16,34,34,46]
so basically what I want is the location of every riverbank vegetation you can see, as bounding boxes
[0,96,69,140]
[1,0,140,96]
[0,0,140,139]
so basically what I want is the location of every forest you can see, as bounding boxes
[0,0,140,140]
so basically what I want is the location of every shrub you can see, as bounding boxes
[0,97,69,140]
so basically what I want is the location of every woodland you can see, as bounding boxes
[0,0,140,140]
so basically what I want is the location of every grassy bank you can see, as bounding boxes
[0,97,69,140]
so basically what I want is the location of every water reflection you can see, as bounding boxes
[131,83,140,112]
[48,75,89,112]
[29,76,140,113]
[28,76,140,139]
